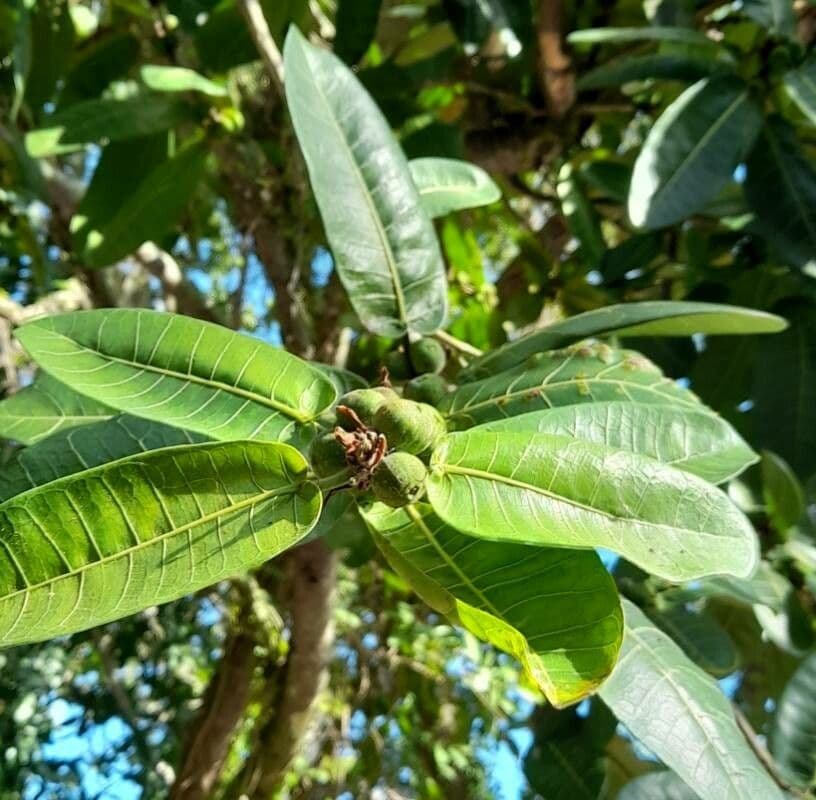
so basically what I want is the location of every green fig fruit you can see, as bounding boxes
[409,337,446,375]
[384,350,410,380]
[403,373,448,406]
[309,432,350,478]
[373,398,446,456]
[336,387,398,430]
[371,452,427,508]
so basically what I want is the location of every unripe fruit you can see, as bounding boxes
[373,398,446,456]
[384,350,410,380]
[309,432,350,478]
[403,373,448,406]
[409,337,446,375]
[337,387,397,430]
[371,452,427,508]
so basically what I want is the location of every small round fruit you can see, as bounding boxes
[409,337,446,375]
[371,452,427,508]
[384,350,410,380]
[403,373,448,406]
[309,432,350,478]
[373,398,446,456]
[336,387,397,430]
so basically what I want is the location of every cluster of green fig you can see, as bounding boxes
[309,339,449,508]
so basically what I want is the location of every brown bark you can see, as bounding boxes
[230,540,338,800]
[169,609,259,800]
[536,0,574,119]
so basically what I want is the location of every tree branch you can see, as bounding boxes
[237,0,285,91]
[535,0,575,118]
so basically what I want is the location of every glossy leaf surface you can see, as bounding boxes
[16,310,336,447]
[427,432,758,581]
[444,344,699,429]
[0,441,321,646]
[408,157,500,218]
[0,415,204,503]
[364,503,622,707]
[599,601,785,800]
[480,402,757,484]
[0,373,113,445]
[784,60,816,125]
[283,27,447,337]
[459,301,786,381]
[628,77,761,229]
[577,54,717,90]
[619,772,699,800]
[568,27,714,46]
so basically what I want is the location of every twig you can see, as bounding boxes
[237,0,285,91]
[434,329,483,358]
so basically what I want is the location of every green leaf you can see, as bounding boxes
[0,415,205,504]
[568,27,715,46]
[16,310,337,447]
[0,373,113,445]
[770,650,816,786]
[363,502,622,707]
[628,77,761,229]
[81,140,209,268]
[619,772,699,800]
[784,60,816,125]
[649,605,738,677]
[599,600,785,800]
[745,117,816,270]
[283,26,447,338]
[444,344,700,429]
[459,301,787,381]
[762,451,805,534]
[556,162,604,267]
[408,157,501,218]
[140,64,227,97]
[10,0,31,122]
[25,94,187,157]
[426,431,759,581]
[480,402,757,484]
[334,0,382,64]
[312,363,368,395]
[577,54,718,90]
[697,561,792,611]
[0,440,321,646]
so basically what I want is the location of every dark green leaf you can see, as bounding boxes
[334,0,382,64]
[784,60,816,125]
[363,502,622,706]
[426,431,759,581]
[599,600,785,800]
[762,450,805,534]
[16,310,337,447]
[628,77,761,229]
[557,162,604,267]
[408,157,501,218]
[0,373,113,445]
[460,301,786,381]
[577,54,718,90]
[0,441,321,646]
[480,402,757,484]
[284,26,447,337]
[745,117,816,270]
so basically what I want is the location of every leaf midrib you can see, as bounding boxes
[36,327,312,423]
[439,462,737,543]
[0,481,307,614]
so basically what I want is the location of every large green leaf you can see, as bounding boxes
[426,431,758,581]
[745,117,816,270]
[619,772,699,800]
[0,440,321,646]
[770,651,816,786]
[649,605,738,677]
[16,310,336,447]
[628,77,761,229]
[479,402,757,484]
[557,162,604,267]
[0,415,204,503]
[762,450,805,534]
[363,503,622,707]
[408,157,501,218]
[577,54,718,90]
[0,373,113,445]
[444,344,700,429]
[81,141,209,268]
[283,26,447,338]
[784,60,816,125]
[697,561,791,611]
[25,94,187,157]
[459,301,787,381]
[599,600,785,800]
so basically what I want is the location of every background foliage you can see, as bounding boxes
[1,0,815,798]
